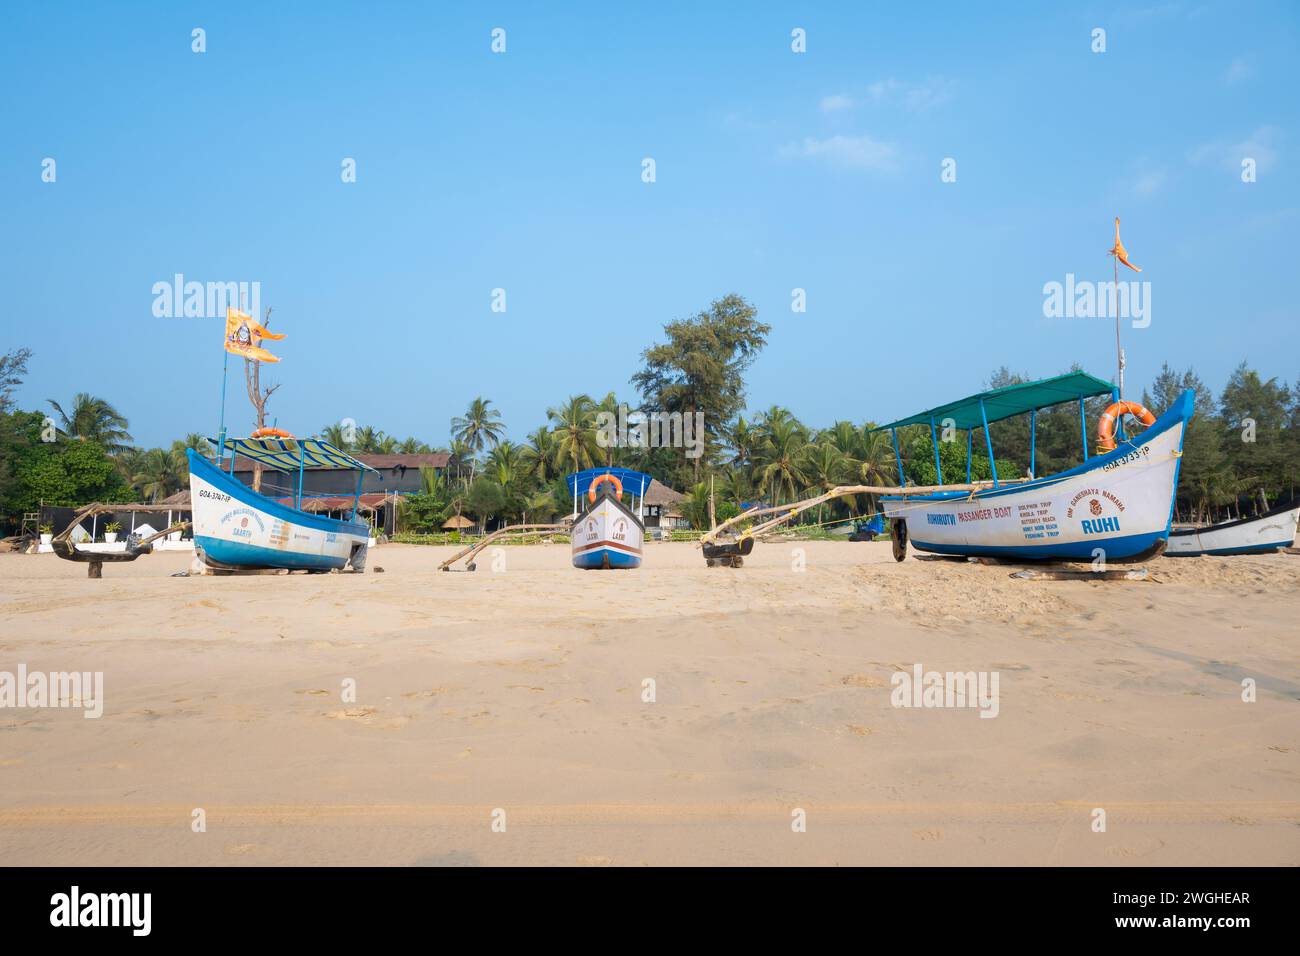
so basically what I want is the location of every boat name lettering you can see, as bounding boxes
[1081,517,1121,534]
[926,513,956,526]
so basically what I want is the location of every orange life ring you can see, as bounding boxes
[588,473,623,502]
[250,426,294,439]
[1096,401,1155,452]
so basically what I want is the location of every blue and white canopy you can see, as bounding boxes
[212,436,378,474]
[566,467,652,499]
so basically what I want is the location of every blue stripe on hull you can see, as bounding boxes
[572,547,642,569]
[1165,539,1291,557]
[909,530,1166,561]
[196,535,346,571]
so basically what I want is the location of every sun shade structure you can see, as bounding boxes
[873,371,1116,432]
[565,467,652,500]
[211,436,379,473]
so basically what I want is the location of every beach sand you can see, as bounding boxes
[1,540,1296,866]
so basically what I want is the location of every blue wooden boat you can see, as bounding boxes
[188,436,377,572]
[876,372,1195,562]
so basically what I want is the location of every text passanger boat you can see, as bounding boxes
[188,435,376,572]
[876,372,1194,562]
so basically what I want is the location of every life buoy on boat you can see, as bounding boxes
[250,426,295,439]
[1096,401,1155,452]
[588,473,623,502]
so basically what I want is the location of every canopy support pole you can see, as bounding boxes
[351,467,364,520]
[966,430,973,483]
[890,428,904,484]
[979,399,998,488]
[295,442,306,509]
[929,416,942,484]
[1030,409,1036,478]
[1078,397,1089,461]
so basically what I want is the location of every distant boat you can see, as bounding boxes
[877,372,1194,562]
[567,467,649,569]
[188,435,376,572]
[1166,500,1300,556]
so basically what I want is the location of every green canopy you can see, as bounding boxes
[874,371,1115,432]
[212,436,378,474]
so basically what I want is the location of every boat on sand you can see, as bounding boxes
[188,435,376,572]
[1165,500,1300,556]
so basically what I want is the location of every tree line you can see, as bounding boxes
[3,294,1298,534]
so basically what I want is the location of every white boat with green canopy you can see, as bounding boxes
[873,371,1192,561]
[700,371,1194,565]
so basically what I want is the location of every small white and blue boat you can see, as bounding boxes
[877,372,1195,562]
[1165,500,1300,556]
[567,467,649,569]
[188,435,376,572]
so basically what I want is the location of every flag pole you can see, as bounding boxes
[217,315,230,467]
[1113,250,1123,402]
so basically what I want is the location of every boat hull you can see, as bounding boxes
[1166,501,1300,556]
[572,492,644,569]
[881,393,1192,562]
[188,450,370,572]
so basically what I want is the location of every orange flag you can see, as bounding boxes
[224,307,285,363]
[1109,217,1141,273]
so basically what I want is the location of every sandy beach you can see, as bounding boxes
[1,541,1297,866]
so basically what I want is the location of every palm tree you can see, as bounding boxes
[754,418,808,506]
[321,422,354,450]
[522,426,559,485]
[47,393,132,453]
[801,441,851,524]
[724,416,760,469]
[856,426,897,516]
[169,434,212,482]
[451,397,506,482]
[398,437,431,454]
[548,394,601,476]
[132,447,181,502]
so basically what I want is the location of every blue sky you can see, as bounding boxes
[2,1,1297,448]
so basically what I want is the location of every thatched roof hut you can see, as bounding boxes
[442,514,475,530]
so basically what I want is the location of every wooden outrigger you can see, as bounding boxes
[438,522,571,571]
[50,502,190,578]
[700,482,993,565]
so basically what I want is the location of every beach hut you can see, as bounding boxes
[442,515,475,532]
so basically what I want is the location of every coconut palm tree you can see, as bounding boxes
[47,393,132,453]
[548,394,601,476]
[522,426,559,485]
[753,418,808,506]
[320,422,354,450]
[724,416,760,469]
[132,447,182,502]
[801,441,851,524]
[451,397,506,482]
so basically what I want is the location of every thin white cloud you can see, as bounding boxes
[820,93,855,113]
[1189,126,1279,173]
[864,76,954,111]
[780,135,898,172]
[1132,169,1167,196]
[1223,57,1251,85]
